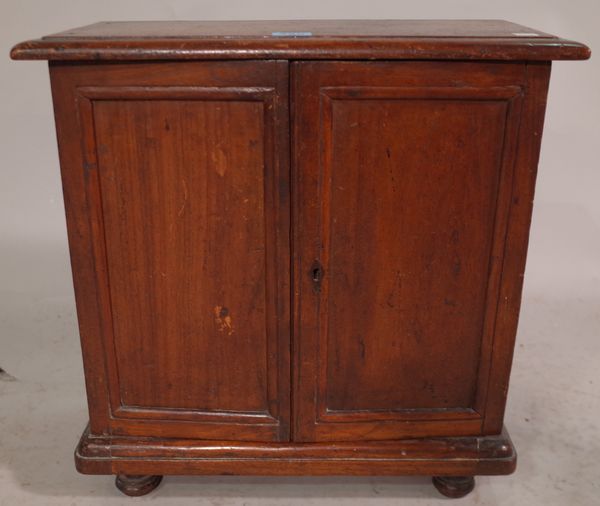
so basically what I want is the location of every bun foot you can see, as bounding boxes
[115,474,163,496]
[432,476,475,498]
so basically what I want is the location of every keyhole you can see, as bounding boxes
[312,266,321,282]
[311,260,323,292]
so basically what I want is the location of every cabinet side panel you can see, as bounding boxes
[49,64,112,434]
[481,62,551,433]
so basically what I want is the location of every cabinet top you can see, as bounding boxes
[11,19,590,62]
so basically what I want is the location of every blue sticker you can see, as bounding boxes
[271,31,313,37]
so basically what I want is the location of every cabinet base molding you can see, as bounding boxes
[75,424,516,478]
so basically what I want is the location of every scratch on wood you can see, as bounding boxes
[214,306,234,335]
[358,336,366,362]
[386,271,402,308]
[212,145,227,177]
[177,178,188,218]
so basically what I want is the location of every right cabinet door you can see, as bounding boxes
[292,61,546,442]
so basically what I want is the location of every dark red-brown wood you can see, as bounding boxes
[49,60,291,441]
[291,60,549,442]
[10,19,589,498]
[10,20,590,61]
[75,424,516,477]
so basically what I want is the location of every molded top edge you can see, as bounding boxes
[11,20,591,61]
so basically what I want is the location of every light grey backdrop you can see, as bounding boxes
[1,1,598,505]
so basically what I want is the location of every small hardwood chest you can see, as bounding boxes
[11,20,590,498]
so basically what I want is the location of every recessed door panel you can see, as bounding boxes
[292,61,525,442]
[94,97,272,414]
[325,96,505,412]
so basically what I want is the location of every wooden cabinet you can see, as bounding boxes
[11,20,589,499]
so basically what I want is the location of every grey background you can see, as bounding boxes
[1,1,598,505]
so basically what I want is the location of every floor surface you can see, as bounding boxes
[1,202,599,505]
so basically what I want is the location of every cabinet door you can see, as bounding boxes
[292,61,545,442]
[51,61,290,441]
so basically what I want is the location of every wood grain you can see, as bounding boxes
[42,19,557,38]
[75,424,516,477]
[50,61,290,441]
[481,62,552,434]
[292,61,531,442]
[10,20,590,61]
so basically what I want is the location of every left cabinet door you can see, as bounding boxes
[50,61,291,441]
